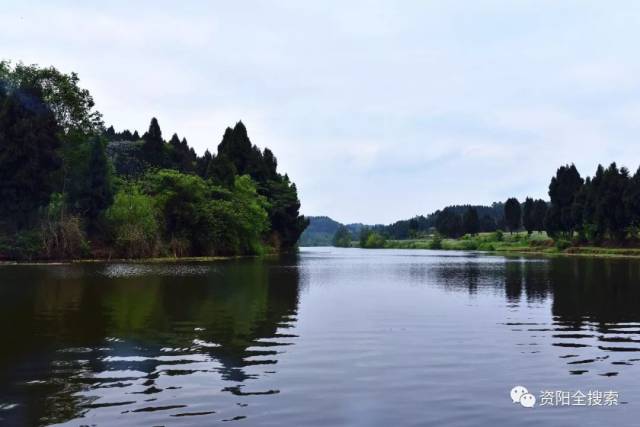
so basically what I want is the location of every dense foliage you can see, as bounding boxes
[0,62,307,260]
[543,163,640,244]
[332,225,353,247]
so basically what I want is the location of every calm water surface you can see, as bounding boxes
[1,247,640,426]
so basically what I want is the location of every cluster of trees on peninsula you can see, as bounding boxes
[0,61,307,260]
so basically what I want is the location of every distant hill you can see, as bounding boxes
[298,216,342,246]
[299,203,506,246]
[298,217,377,246]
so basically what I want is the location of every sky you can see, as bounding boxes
[2,1,640,224]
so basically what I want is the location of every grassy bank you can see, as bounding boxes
[379,231,640,259]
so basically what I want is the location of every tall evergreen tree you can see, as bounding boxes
[504,198,521,233]
[462,207,479,235]
[217,122,254,175]
[263,148,278,179]
[600,163,630,241]
[547,164,583,237]
[532,199,548,232]
[435,208,463,238]
[142,117,165,167]
[81,137,113,231]
[0,82,61,230]
[522,197,535,235]
[105,125,116,140]
[624,166,640,230]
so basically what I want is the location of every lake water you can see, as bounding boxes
[1,247,640,426]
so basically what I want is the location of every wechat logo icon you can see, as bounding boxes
[511,385,536,408]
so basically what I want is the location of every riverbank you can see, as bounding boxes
[0,251,300,266]
[374,231,640,259]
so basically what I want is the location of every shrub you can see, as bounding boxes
[40,193,88,259]
[105,187,159,258]
[555,239,572,251]
[41,215,88,259]
[429,235,443,249]
[494,230,504,241]
[362,232,386,248]
[0,230,43,260]
[477,242,496,251]
[460,240,478,250]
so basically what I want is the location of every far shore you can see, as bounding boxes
[327,231,640,260]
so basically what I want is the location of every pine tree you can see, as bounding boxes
[142,117,165,167]
[522,197,535,235]
[462,207,479,235]
[548,164,583,237]
[624,167,640,229]
[263,148,278,179]
[504,198,521,234]
[532,199,548,232]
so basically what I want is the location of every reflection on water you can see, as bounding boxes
[0,256,300,426]
[1,249,640,426]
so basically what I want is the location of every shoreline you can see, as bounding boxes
[307,239,640,260]
[0,253,284,266]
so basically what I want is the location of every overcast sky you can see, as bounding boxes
[3,1,640,224]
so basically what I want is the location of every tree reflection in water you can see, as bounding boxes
[0,255,301,425]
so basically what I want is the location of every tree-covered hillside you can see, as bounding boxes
[0,61,307,260]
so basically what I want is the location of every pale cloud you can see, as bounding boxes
[2,1,640,223]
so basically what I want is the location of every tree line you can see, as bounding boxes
[429,163,640,244]
[0,61,307,260]
[331,162,640,247]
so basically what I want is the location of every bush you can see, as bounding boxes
[41,215,88,259]
[0,230,43,260]
[555,239,572,251]
[460,240,478,250]
[477,242,495,251]
[362,232,386,248]
[105,187,159,258]
[494,230,504,241]
[429,235,443,249]
[40,193,88,259]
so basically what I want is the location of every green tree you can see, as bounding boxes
[547,164,583,238]
[0,61,103,134]
[217,122,254,176]
[504,198,521,234]
[522,197,535,235]
[332,225,352,247]
[532,199,548,232]
[206,154,237,187]
[105,186,159,258]
[462,207,479,236]
[624,166,640,230]
[435,208,463,238]
[142,117,166,168]
[600,163,630,241]
[0,81,61,230]
[83,137,114,231]
[264,176,308,249]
